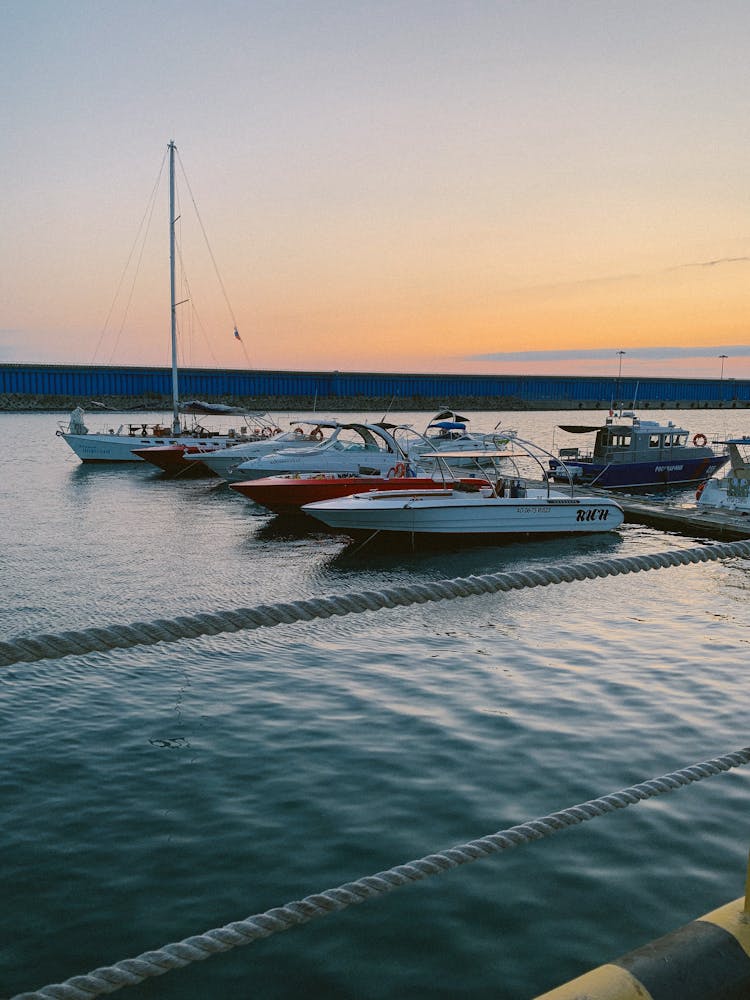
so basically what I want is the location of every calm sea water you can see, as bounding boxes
[2,408,750,999]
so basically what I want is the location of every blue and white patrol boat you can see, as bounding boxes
[547,410,728,489]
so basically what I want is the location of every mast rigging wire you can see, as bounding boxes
[91,149,167,365]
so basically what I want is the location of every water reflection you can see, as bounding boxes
[327,523,625,574]
[253,513,336,543]
[67,461,154,486]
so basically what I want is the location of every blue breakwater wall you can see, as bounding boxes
[1,363,748,407]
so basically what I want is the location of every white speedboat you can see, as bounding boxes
[302,440,624,541]
[57,142,255,463]
[696,437,750,512]
[189,421,336,480]
[228,420,413,482]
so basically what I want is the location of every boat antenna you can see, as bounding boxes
[380,394,397,423]
[613,349,626,416]
[168,140,181,435]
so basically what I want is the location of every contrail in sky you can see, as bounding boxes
[470,345,750,362]
[514,254,750,293]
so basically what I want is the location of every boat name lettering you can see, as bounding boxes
[654,464,684,472]
[576,508,610,522]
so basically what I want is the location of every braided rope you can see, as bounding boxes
[3,540,750,668]
[12,746,750,999]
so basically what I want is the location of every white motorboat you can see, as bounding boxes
[57,142,257,463]
[189,421,336,479]
[302,439,624,541]
[417,410,516,466]
[228,420,413,482]
[696,437,750,512]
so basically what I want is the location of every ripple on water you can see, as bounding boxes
[4,412,750,998]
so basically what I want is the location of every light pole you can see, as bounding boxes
[615,350,625,409]
[719,354,728,404]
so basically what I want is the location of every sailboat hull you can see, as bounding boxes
[58,431,172,461]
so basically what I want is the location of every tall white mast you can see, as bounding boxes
[168,140,180,434]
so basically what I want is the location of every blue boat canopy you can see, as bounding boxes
[429,420,466,431]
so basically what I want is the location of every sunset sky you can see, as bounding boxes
[3,1,750,381]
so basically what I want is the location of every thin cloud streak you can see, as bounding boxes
[511,255,750,295]
[673,256,750,270]
[470,346,750,362]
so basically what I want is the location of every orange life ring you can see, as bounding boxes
[387,466,397,479]
[693,433,707,447]
[393,462,406,478]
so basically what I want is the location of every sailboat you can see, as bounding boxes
[57,141,270,463]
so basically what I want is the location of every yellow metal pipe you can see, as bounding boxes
[536,896,750,999]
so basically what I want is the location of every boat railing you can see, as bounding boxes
[507,433,578,497]
[410,433,570,498]
[395,426,468,480]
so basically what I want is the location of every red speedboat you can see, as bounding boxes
[230,471,485,515]
[132,442,226,475]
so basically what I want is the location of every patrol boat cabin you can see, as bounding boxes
[547,410,727,489]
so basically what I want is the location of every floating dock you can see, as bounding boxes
[575,487,750,540]
[522,477,750,540]
[520,478,750,540]
[617,498,750,540]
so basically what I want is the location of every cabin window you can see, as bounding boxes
[663,434,672,447]
[611,433,631,449]
[649,434,660,448]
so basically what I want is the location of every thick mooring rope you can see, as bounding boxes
[2,540,750,669]
[12,746,750,1000]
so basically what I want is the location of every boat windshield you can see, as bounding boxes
[355,427,386,449]
[325,423,398,454]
